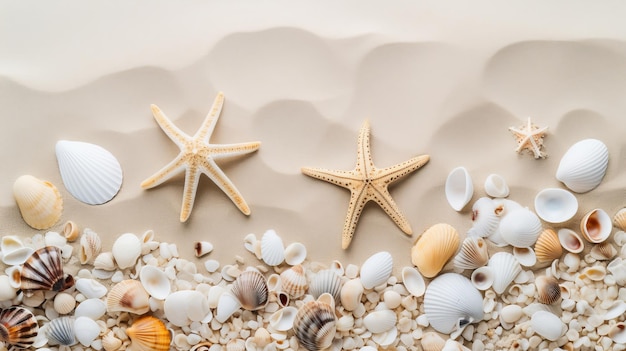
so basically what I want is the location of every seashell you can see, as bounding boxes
[470,266,494,291]
[280,264,308,299]
[231,270,269,310]
[164,290,210,327]
[484,173,509,198]
[102,331,123,351]
[371,326,397,347]
[5,266,21,290]
[360,251,393,289]
[442,340,471,351]
[62,220,80,242]
[266,273,281,293]
[363,309,397,334]
[53,292,76,314]
[530,310,565,341]
[498,207,542,248]
[277,291,290,308]
[421,332,446,351]
[454,236,489,270]
[604,300,626,320]
[93,252,116,271]
[535,275,561,304]
[74,316,100,347]
[500,305,523,324]
[284,242,307,266]
[13,175,63,230]
[445,166,474,211]
[534,229,563,263]
[556,138,609,193]
[493,198,523,217]
[513,247,536,267]
[0,306,39,348]
[21,246,74,293]
[340,278,364,312]
[216,292,242,323]
[579,265,607,281]
[412,223,459,278]
[2,247,34,266]
[488,252,521,294]
[79,228,102,265]
[401,266,426,297]
[126,316,171,351]
[139,265,171,300]
[226,339,245,351]
[190,342,213,351]
[309,269,343,303]
[74,298,107,320]
[534,188,578,223]
[424,273,483,334]
[111,233,141,269]
[194,241,213,258]
[260,229,285,266]
[609,322,626,343]
[1,236,24,255]
[614,208,626,231]
[558,228,584,253]
[467,198,501,239]
[75,278,108,299]
[269,306,298,331]
[106,279,150,314]
[293,295,337,351]
[580,208,612,243]
[55,140,123,205]
[590,242,617,260]
[46,316,76,346]
[44,231,67,248]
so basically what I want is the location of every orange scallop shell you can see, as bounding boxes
[126,316,171,351]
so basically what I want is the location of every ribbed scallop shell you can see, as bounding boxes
[231,270,269,310]
[280,264,308,299]
[79,228,102,265]
[13,175,63,230]
[55,140,123,205]
[423,273,483,334]
[421,332,446,351]
[498,208,542,248]
[412,223,460,278]
[293,299,336,351]
[260,229,285,266]
[556,138,609,193]
[535,275,561,305]
[0,307,39,348]
[534,229,563,263]
[46,316,76,346]
[467,197,501,238]
[454,236,489,270]
[309,269,343,303]
[590,242,617,260]
[360,251,393,289]
[488,252,521,294]
[106,279,150,314]
[126,316,171,351]
[614,208,626,231]
[21,246,75,293]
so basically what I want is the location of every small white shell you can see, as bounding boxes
[363,309,397,334]
[269,306,298,331]
[513,247,537,267]
[604,300,626,320]
[500,305,523,324]
[558,228,584,253]
[55,140,123,205]
[53,292,76,315]
[454,236,489,270]
[74,298,107,320]
[470,266,494,291]
[2,246,34,266]
[530,310,565,341]
[194,241,213,258]
[93,252,116,271]
[140,265,171,300]
[74,316,100,347]
[309,269,343,303]
[164,290,210,327]
[340,278,364,312]
[445,166,474,212]
[401,266,425,297]
[580,208,612,243]
[260,229,285,266]
[556,138,609,193]
[484,174,509,198]
[79,228,102,265]
[1,235,24,255]
[609,322,626,343]
[498,208,542,248]
[534,188,578,223]
[284,242,307,266]
[360,251,393,289]
[111,233,141,269]
[488,252,521,295]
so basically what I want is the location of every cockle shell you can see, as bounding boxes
[467,197,501,238]
[534,188,578,224]
[484,174,509,198]
[401,266,426,297]
[590,242,617,260]
[139,265,171,300]
[164,290,210,327]
[21,246,75,293]
[471,266,494,291]
[363,309,397,334]
[126,316,171,351]
[293,294,337,351]
[284,242,307,266]
[614,208,626,231]
[46,316,76,346]
[0,307,39,348]
[79,228,102,265]
[412,223,460,278]
[530,310,565,341]
[535,275,561,304]
[260,229,285,266]
[340,278,364,312]
[231,270,269,310]
[309,269,343,303]
[580,208,612,243]
[423,273,483,335]
[556,138,609,193]
[13,175,63,230]
[445,166,474,211]
[74,316,100,347]
[111,233,141,269]
[558,228,584,253]
[421,332,446,351]
[55,140,123,205]
[106,279,150,314]
[53,292,76,314]
[454,236,489,270]
[269,306,298,331]
[534,229,563,263]
[498,207,542,248]
[488,252,521,294]
[280,264,308,299]
[360,251,393,289]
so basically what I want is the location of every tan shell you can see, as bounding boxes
[63,221,80,242]
[411,223,460,278]
[13,175,63,230]
[535,275,561,305]
[106,279,150,314]
[421,331,446,351]
[453,236,489,270]
[534,229,563,263]
[53,292,76,314]
[79,228,102,265]
[590,242,617,260]
[293,297,337,351]
[102,331,123,351]
[231,270,269,311]
[280,264,308,299]
[614,208,626,231]
[94,252,116,271]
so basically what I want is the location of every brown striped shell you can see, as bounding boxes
[231,270,269,311]
[0,307,39,348]
[293,299,336,351]
[536,275,561,305]
[20,246,74,293]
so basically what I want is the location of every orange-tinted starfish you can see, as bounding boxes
[509,117,548,159]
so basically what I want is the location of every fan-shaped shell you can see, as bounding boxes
[499,208,542,248]
[106,279,150,314]
[280,264,308,299]
[21,246,74,293]
[412,223,460,278]
[530,311,565,341]
[13,175,63,230]
[488,252,521,294]
[293,297,336,351]
[556,138,609,193]
[260,229,285,266]
[535,275,561,305]
[0,307,39,348]
[360,251,393,289]
[614,208,626,231]
[55,140,123,205]
[231,270,269,311]
[421,332,446,351]
[558,228,584,253]
[580,208,612,243]
[534,188,578,224]
[111,233,142,269]
[309,269,343,303]
[590,242,617,260]
[445,166,474,211]
[53,292,76,314]
[534,229,563,263]
[126,316,171,351]
[467,198,501,238]
[454,236,489,270]
[46,316,76,346]
[484,174,509,198]
[79,228,102,265]
[423,273,483,334]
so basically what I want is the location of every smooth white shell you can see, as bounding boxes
[55,140,123,205]
[74,298,107,320]
[216,292,242,323]
[401,266,425,297]
[534,188,578,223]
[488,252,521,294]
[500,305,523,324]
[609,322,626,343]
[268,306,298,331]
[484,174,509,198]
[2,246,34,265]
[111,233,141,269]
[556,138,609,193]
[513,247,537,267]
[498,207,542,248]
[445,166,474,211]
[139,265,171,300]
[363,309,397,334]
[603,301,626,320]
[164,290,210,327]
[530,310,565,341]
[284,242,307,266]
[260,229,285,266]
[360,251,393,289]
[558,228,584,253]
[340,278,364,312]
[74,316,100,347]
[470,266,494,291]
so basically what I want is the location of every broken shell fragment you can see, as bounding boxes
[445,166,474,211]
[411,223,460,278]
[164,290,210,327]
[590,242,617,260]
[13,175,63,230]
[580,208,612,243]
[488,252,521,295]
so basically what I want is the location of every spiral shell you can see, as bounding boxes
[534,229,563,263]
[293,297,337,351]
[13,175,63,230]
[126,316,172,351]
[21,246,75,293]
[412,223,460,278]
[231,270,269,311]
[106,279,150,314]
[535,275,561,305]
[0,307,39,348]
[454,236,489,270]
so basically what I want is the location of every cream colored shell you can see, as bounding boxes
[411,223,460,278]
[453,236,489,270]
[614,208,626,231]
[106,279,150,314]
[13,175,63,230]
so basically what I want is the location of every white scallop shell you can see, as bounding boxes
[534,188,578,224]
[423,273,483,334]
[164,290,210,327]
[74,298,107,320]
[53,292,76,315]
[340,278,364,312]
[260,229,285,266]
[401,266,425,297]
[74,316,100,347]
[269,306,298,331]
[530,310,565,341]
[454,236,489,270]
[513,247,537,267]
[467,197,501,238]
[580,208,612,243]
[556,138,609,193]
[284,242,307,266]
[46,316,77,346]
[484,174,509,198]
[55,140,123,205]
[309,269,343,303]
[470,266,494,291]
[445,167,474,211]
[140,265,171,300]
[363,309,397,334]
[557,228,584,253]
[488,252,521,294]
[498,208,542,248]
[111,233,141,269]
[360,251,393,289]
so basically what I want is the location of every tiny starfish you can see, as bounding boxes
[509,117,548,159]
[301,120,430,249]
[141,92,260,222]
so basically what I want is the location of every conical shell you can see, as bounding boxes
[46,316,76,346]
[360,251,394,289]
[126,316,172,351]
[293,298,337,351]
[558,228,584,253]
[79,228,102,265]
[467,197,501,238]
[423,273,483,334]
[0,307,39,348]
[260,229,285,266]
[106,279,150,314]
[535,229,563,263]
[13,175,63,230]
[580,208,612,243]
[535,275,561,304]
[309,269,343,303]
[556,138,609,193]
[484,174,509,198]
[231,270,269,310]
[488,252,521,294]
[280,264,308,299]
[21,246,75,293]
[412,223,460,278]
[498,208,542,248]
[55,140,123,205]
[454,236,489,270]
[614,208,626,231]
[445,166,474,211]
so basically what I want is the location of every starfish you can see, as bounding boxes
[141,92,260,222]
[509,117,549,159]
[301,120,430,249]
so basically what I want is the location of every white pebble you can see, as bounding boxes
[383,290,402,309]
[416,314,429,327]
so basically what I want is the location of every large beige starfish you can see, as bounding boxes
[141,92,260,222]
[509,117,548,159]
[302,120,430,249]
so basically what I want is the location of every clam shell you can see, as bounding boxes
[423,273,483,334]
[534,229,563,263]
[74,316,100,347]
[454,236,489,270]
[614,208,626,231]
[46,316,76,346]
[579,265,607,281]
[484,173,509,198]
[340,278,364,312]
[534,188,578,223]
[79,228,102,265]
[360,251,393,289]
[488,252,521,294]
[0,307,39,348]
[111,233,141,269]
[309,269,343,303]
[74,298,107,320]
[269,306,298,331]
[231,270,269,310]
[445,166,474,211]
[194,241,213,258]
[401,266,425,297]
[470,266,494,291]
[530,310,565,341]
[75,278,108,299]
[293,297,337,351]
[284,242,307,266]
[280,265,308,299]
[1,236,24,256]
[3,247,34,266]
[13,175,63,229]
[21,246,75,293]
[363,309,397,334]
[215,292,242,323]
[63,220,80,242]
[498,208,542,248]
[535,275,561,305]
[558,228,584,253]
[164,290,210,327]
[94,252,116,271]
[53,292,76,315]
[609,322,626,343]
[603,300,626,320]
[412,223,460,278]
[580,208,612,243]
[126,316,171,351]
[55,140,123,205]
[513,247,537,267]
[556,138,609,193]
[590,242,617,260]
[139,265,171,300]
[106,279,150,314]
[260,229,285,266]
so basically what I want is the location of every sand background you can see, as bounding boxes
[1,1,626,277]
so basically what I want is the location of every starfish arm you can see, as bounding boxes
[374,155,430,185]
[179,166,202,222]
[356,120,373,175]
[209,141,261,160]
[195,92,225,143]
[140,154,187,189]
[341,186,369,249]
[200,158,251,215]
[150,105,190,148]
[370,185,413,235]
[301,167,361,190]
